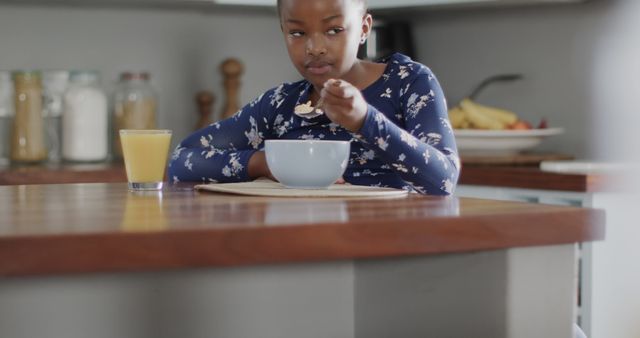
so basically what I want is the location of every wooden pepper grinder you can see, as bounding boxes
[220,58,244,119]
[195,90,215,130]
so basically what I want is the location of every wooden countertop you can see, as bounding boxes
[459,166,605,192]
[0,163,127,185]
[0,183,605,277]
[0,163,604,192]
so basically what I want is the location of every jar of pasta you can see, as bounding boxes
[11,71,47,164]
[113,72,157,158]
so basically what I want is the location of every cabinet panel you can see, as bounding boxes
[456,185,640,338]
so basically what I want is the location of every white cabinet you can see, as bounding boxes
[455,184,639,338]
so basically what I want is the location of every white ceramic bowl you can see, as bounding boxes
[454,128,564,156]
[265,139,350,189]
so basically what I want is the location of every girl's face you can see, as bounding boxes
[280,0,370,89]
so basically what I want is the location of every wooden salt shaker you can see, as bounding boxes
[220,58,243,120]
[195,90,215,130]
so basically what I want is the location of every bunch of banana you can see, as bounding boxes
[449,98,522,130]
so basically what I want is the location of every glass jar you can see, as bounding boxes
[11,71,47,164]
[113,72,157,158]
[0,71,14,166]
[42,70,70,163]
[62,71,108,162]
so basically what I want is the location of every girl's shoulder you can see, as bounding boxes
[380,53,436,83]
[245,79,308,117]
[260,79,309,104]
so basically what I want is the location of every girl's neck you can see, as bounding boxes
[342,59,385,90]
[309,59,387,103]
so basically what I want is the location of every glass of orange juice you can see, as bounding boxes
[120,129,172,191]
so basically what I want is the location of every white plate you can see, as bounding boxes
[454,128,564,156]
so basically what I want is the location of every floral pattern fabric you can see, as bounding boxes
[168,53,460,195]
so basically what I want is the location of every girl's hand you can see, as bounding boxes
[320,79,368,132]
[248,151,277,182]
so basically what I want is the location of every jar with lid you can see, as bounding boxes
[0,71,13,166]
[42,70,69,163]
[113,72,157,158]
[62,71,108,162]
[11,71,47,164]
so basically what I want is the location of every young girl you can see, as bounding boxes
[168,0,460,195]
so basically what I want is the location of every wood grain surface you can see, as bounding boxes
[0,163,127,185]
[0,163,606,193]
[0,183,605,277]
[459,166,605,192]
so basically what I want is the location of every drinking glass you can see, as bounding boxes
[120,129,172,191]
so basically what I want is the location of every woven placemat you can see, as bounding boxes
[195,180,408,198]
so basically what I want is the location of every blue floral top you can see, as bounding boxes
[168,53,460,195]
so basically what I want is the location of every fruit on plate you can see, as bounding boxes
[449,98,534,130]
[448,106,470,129]
[537,118,548,129]
[508,120,532,130]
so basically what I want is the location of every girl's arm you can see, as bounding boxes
[167,93,273,183]
[355,70,460,195]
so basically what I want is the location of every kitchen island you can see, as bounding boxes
[0,183,604,338]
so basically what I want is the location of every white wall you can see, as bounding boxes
[410,0,640,161]
[3,1,638,164]
[0,5,297,149]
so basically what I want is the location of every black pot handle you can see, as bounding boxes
[468,74,524,100]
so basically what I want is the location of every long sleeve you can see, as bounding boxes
[167,93,272,183]
[355,69,460,195]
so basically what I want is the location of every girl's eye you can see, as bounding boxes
[327,28,344,36]
[289,31,304,37]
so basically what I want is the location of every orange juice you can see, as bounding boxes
[120,130,172,190]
